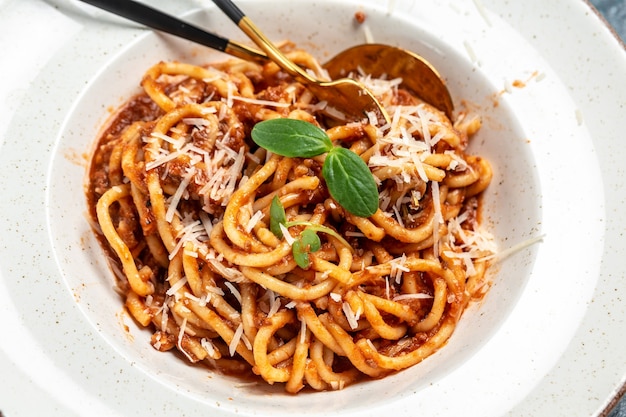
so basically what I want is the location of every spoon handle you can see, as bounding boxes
[211,0,246,22]
[77,0,268,64]
[210,0,316,84]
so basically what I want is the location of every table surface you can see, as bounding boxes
[588,2,626,417]
[593,0,626,42]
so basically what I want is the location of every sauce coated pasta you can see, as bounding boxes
[86,45,495,393]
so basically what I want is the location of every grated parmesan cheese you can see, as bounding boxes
[166,276,188,296]
[329,380,346,390]
[184,291,208,307]
[245,210,265,233]
[182,117,211,127]
[329,292,342,302]
[389,254,409,284]
[198,211,213,236]
[225,81,235,108]
[416,105,433,147]
[385,276,390,299]
[300,319,307,344]
[393,293,433,301]
[279,223,295,245]
[165,167,196,222]
[231,95,291,108]
[205,285,225,296]
[150,131,186,149]
[431,180,443,255]
[198,145,246,210]
[207,259,246,283]
[463,40,480,66]
[201,337,218,358]
[361,22,375,44]
[328,379,345,391]
[145,144,192,171]
[223,281,242,304]
[392,205,405,228]
[152,335,162,350]
[241,333,252,350]
[488,234,545,263]
[366,110,378,126]
[177,318,196,362]
[160,301,170,333]
[323,105,348,121]
[169,218,208,260]
[266,289,281,318]
[342,302,359,330]
[575,109,584,126]
[229,323,244,356]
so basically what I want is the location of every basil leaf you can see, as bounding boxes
[286,221,354,253]
[292,240,310,269]
[292,228,321,269]
[300,228,321,253]
[252,118,379,219]
[269,195,286,238]
[322,147,379,217]
[251,118,333,158]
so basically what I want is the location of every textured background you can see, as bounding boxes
[589,2,625,417]
[593,0,626,41]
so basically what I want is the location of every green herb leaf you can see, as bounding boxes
[322,147,379,217]
[292,222,353,252]
[269,195,286,238]
[292,228,322,268]
[300,228,321,252]
[252,118,380,218]
[251,118,333,158]
[292,240,309,268]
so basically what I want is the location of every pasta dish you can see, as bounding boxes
[86,44,495,393]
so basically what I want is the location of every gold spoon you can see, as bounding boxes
[323,43,454,119]
[78,0,452,122]
[211,0,452,119]
[210,0,395,125]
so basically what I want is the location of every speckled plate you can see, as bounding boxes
[0,0,624,416]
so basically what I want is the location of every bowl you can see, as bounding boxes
[39,0,605,415]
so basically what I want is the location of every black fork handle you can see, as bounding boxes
[77,0,268,64]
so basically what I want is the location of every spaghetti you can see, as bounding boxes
[86,45,495,393]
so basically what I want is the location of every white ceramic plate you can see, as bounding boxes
[1,0,624,416]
